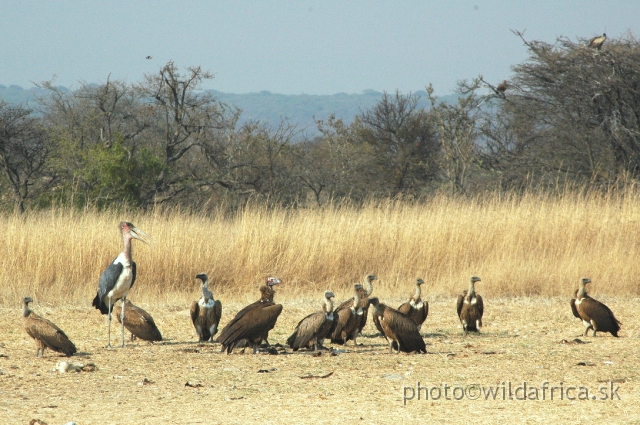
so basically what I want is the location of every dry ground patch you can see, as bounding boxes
[1,297,638,424]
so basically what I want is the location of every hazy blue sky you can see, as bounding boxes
[1,1,638,95]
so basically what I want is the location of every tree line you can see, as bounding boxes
[1,32,639,213]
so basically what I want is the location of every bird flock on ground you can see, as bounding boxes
[21,221,623,357]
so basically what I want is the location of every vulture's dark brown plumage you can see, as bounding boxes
[330,284,363,345]
[113,300,162,342]
[456,276,483,334]
[588,33,606,50]
[336,274,377,335]
[496,80,508,93]
[397,278,429,330]
[287,291,336,351]
[571,278,621,337]
[22,297,76,357]
[190,273,222,342]
[370,297,426,354]
[216,277,283,354]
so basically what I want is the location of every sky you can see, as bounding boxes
[1,1,639,95]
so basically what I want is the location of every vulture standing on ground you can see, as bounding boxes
[92,221,153,348]
[113,300,162,342]
[336,274,377,335]
[398,278,429,330]
[456,276,483,334]
[588,33,606,50]
[190,273,222,342]
[330,285,363,345]
[369,297,426,354]
[571,277,621,337]
[215,277,283,354]
[287,290,336,351]
[23,297,76,357]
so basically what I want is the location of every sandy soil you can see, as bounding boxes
[1,296,638,424]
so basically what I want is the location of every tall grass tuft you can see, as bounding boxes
[2,190,639,306]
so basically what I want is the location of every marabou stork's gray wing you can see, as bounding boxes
[93,261,123,313]
[25,315,77,356]
[114,303,162,342]
[386,308,426,353]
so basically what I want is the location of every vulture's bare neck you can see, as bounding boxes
[413,284,422,302]
[468,281,476,298]
[364,278,374,297]
[22,303,31,318]
[577,283,587,299]
[323,297,334,314]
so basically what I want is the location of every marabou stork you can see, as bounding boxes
[92,221,153,348]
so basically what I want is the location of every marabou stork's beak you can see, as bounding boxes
[129,225,155,245]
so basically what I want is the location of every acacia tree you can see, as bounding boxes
[136,62,238,206]
[297,115,375,205]
[357,91,438,197]
[0,102,52,213]
[482,31,640,188]
[427,82,482,194]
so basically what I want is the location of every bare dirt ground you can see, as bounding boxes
[1,296,639,425]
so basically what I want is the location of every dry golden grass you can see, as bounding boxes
[1,297,638,424]
[1,191,639,307]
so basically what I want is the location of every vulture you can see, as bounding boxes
[397,278,429,330]
[92,221,153,348]
[215,277,283,354]
[22,297,76,357]
[113,300,162,342]
[496,80,508,93]
[369,297,426,354]
[571,278,621,337]
[588,33,606,50]
[330,285,363,345]
[286,290,337,351]
[456,276,483,334]
[190,273,222,342]
[336,274,377,335]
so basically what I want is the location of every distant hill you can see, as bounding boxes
[0,84,458,135]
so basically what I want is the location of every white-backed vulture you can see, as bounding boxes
[336,274,377,334]
[190,273,222,342]
[23,297,76,357]
[215,277,283,354]
[588,33,606,50]
[398,278,429,330]
[456,276,483,334]
[496,80,508,93]
[369,297,426,354]
[286,291,336,351]
[330,285,363,345]
[571,277,621,337]
[113,300,162,342]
